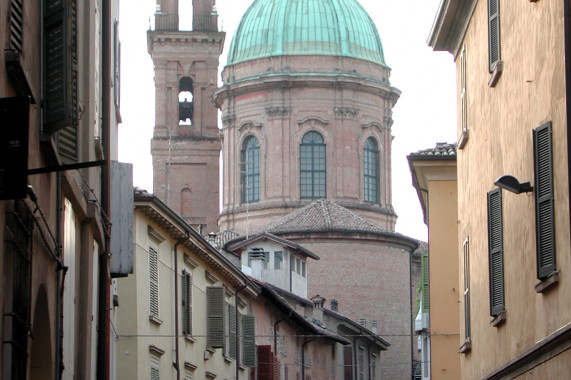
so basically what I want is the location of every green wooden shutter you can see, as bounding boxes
[207,287,225,348]
[182,271,192,335]
[228,304,237,359]
[487,188,504,316]
[421,252,429,313]
[488,0,501,72]
[149,246,159,317]
[534,122,556,279]
[242,314,256,367]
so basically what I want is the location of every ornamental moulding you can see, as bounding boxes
[266,106,290,119]
[222,114,235,127]
[334,107,359,119]
[297,117,329,128]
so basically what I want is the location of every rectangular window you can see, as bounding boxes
[242,314,256,367]
[149,245,160,318]
[343,346,353,380]
[421,251,429,313]
[533,122,556,280]
[459,46,469,149]
[228,304,237,359]
[206,287,225,348]
[301,260,306,277]
[370,354,377,380]
[463,237,472,347]
[150,354,161,380]
[488,0,501,72]
[487,188,505,317]
[9,0,24,52]
[181,270,192,335]
[264,251,270,269]
[358,347,365,380]
[274,251,283,270]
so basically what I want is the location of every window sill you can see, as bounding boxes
[239,364,247,371]
[149,315,163,325]
[535,270,560,293]
[224,355,234,363]
[458,129,469,149]
[488,61,503,87]
[185,335,196,343]
[459,340,472,354]
[491,311,506,327]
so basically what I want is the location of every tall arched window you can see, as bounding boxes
[241,136,260,203]
[179,77,194,125]
[300,131,326,199]
[364,137,379,203]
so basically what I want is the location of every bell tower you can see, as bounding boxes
[148,0,224,233]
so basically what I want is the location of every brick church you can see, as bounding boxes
[148,0,422,378]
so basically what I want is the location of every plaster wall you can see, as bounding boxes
[456,0,571,378]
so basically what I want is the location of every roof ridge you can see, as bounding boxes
[320,199,332,229]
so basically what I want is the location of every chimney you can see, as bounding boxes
[330,299,338,312]
[248,247,266,281]
[311,295,326,325]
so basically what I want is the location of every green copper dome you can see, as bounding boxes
[227,0,387,66]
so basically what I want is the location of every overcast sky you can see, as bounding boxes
[118,0,457,241]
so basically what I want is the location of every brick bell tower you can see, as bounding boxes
[148,0,224,233]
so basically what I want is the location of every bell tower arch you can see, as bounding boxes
[148,0,224,233]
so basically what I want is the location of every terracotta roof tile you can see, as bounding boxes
[409,142,457,158]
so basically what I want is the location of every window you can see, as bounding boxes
[488,0,501,72]
[264,251,270,269]
[242,315,256,367]
[459,46,469,149]
[421,251,429,313]
[300,131,326,198]
[241,136,260,203]
[461,237,472,352]
[364,137,379,203]
[9,0,23,52]
[149,245,160,318]
[301,260,306,277]
[150,353,161,380]
[206,287,225,348]
[370,354,377,380]
[228,304,237,359]
[179,77,194,125]
[181,270,192,335]
[358,347,365,380]
[274,251,283,270]
[487,188,505,318]
[343,346,353,380]
[534,122,556,281]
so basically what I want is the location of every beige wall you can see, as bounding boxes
[456,0,570,378]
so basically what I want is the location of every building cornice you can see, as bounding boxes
[428,0,478,58]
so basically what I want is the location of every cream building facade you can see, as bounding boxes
[429,0,571,378]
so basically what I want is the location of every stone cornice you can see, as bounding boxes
[428,0,478,58]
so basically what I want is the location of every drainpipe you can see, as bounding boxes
[564,0,571,242]
[274,311,293,353]
[301,337,316,380]
[174,235,191,380]
[235,284,247,380]
[409,247,415,378]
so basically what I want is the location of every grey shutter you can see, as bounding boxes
[463,239,471,341]
[149,246,159,317]
[182,271,192,335]
[242,314,256,367]
[207,287,225,348]
[228,304,237,359]
[488,0,501,72]
[487,188,504,316]
[9,0,24,52]
[421,252,429,313]
[534,122,556,279]
[150,367,160,380]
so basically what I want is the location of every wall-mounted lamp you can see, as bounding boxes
[494,175,534,194]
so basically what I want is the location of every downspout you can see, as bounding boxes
[174,235,192,380]
[367,343,374,380]
[235,284,247,380]
[409,247,415,378]
[564,0,571,242]
[301,337,316,380]
[98,0,112,378]
[274,311,293,354]
[353,337,358,380]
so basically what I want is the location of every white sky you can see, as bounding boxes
[118,0,457,242]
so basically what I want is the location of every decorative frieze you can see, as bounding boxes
[383,115,394,128]
[266,106,290,119]
[334,107,359,119]
[222,114,235,127]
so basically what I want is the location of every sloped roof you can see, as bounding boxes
[408,142,457,160]
[224,232,320,260]
[261,199,392,235]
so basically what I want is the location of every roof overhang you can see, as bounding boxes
[224,232,320,260]
[427,0,478,58]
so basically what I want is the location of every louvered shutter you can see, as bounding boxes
[9,0,24,52]
[149,246,159,317]
[182,271,192,335]
[273,355,281,379]
[228,304,237,359]
[150,366,160,380]
[343,346,353,380]
[258,345,273,380]
[487,188,505,316]
[488,0,501,72]
[534,122,556,279]
[460,46,467,133]
[463,238,471,341]
[242,314,256,367]
[44,0,78,136]
[421,252,429,313]
[207,287,225,348]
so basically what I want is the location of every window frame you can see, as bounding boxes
[241,135,261,203]
[363,137,379,203]
[181,270,192,336]
[487,188,505,319]
[460,237,472,353]
[300,131,326,199]
[488,0,501,73]
[149,244,160,319]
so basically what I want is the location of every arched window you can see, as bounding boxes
[364,137,379,203]
[181,188,192,216]
[300,131,326,199]
[179,77,194,125]
[241,136,260,203]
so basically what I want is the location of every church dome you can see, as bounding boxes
[227,0,387,66]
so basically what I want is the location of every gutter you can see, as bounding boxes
[565,0,571,243]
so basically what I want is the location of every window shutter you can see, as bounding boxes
[228,304,237,359]
[487,188,504,316]
[534,122,556,279]
[343,346,353,380]
[421,252,429,313]
[150,367,160,380]
[257,345,273,380]
[488,0,501,72]
[463,238,471,342]
[9,0,24,52]
[44,0,78,138]
[149,246,159,317]
[242,314,256,367]
[182,271,192,335]
[206,287,225,348]
[460,46,467,132]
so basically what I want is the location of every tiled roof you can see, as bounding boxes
[260,199,392,235]
[409,142,457,158]
[413,241,428,257]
